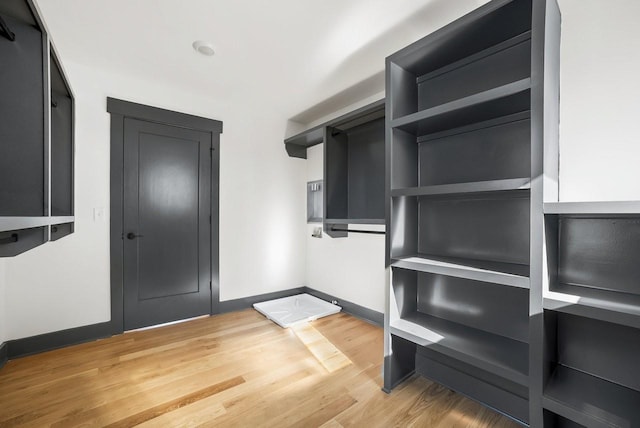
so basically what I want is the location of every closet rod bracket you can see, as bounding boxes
[330,227,385,235]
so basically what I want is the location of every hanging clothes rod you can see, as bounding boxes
[0,16,16,41]
[330,227,385,235]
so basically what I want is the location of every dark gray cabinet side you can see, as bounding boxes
[0,10,45,217]
[50,48,75,241]
[0,0,75,255]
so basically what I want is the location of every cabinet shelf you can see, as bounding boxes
[390,312,528,386]
[324,218,385,225]
[391,178,530,198]
[544,201,640,214]
[391,255,529,289]
[0,216,75,233]
[543,365,640,428]
[284,126,324,158]
[544,293,640,330]
[390,79,531,137]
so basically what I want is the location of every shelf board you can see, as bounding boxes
[284,126,324,158]
[284,99,385,158]
[417,111,530,144]
[0,216,75,233]
[543,365,640,428]
[391,178,530,198]
[390,79,531,137]
[50,216,75,225]
[544,292,640,330]
[391,255,529,289]
[390,312,529,386]
[544,201,640,214]
[324,218,385,225]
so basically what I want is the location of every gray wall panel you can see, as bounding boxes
[557,313,640,392]
[418,193,530,266]
[347,118,385,219]
[390,196,418,258]
[0,14,44,216]
[416,349,529,424]
[419,119,530,186]
[557,216,640,296]
[418,39,531,110]
[391,128,418,189]
[325,128,349,219]
[391,267,418,318]
[416,272,529,343]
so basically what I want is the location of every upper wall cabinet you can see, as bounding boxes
[285,100,385,238]
[0,0,75,256]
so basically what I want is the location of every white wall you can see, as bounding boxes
[3,61,307,340]
[558,0,640,201]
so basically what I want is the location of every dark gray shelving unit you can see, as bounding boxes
[542,202,640,427]
[285,99,385,238]
[384,0,561,426]
[0,0,75,256]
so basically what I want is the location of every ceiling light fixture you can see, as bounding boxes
[192,40,215,57]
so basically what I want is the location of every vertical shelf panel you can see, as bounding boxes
[346,118,385,220]
[0,12,45,216]
[0,0,75,254]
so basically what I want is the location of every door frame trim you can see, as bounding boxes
[108,98,222,335]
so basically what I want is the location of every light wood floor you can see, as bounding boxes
[0,310,520,427]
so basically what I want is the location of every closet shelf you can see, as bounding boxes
[543,365,640,428]
[391,255,529,289]
[544,293,640,330]
[390,312,529,386]
[390,79,531,137]
[544,201,640,214]
[391,178,530,198]
[0,216,75,233]
[324,218,385,225]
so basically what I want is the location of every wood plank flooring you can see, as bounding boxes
[0,310,521,427]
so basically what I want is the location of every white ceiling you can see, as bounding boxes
[36,0,489,124]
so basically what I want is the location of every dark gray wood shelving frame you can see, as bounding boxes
[0,0,75,256]
[384,0,561,426]
[285,99,386,238]
[542,201,640,428]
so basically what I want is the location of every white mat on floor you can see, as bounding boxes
[253,293,342,328]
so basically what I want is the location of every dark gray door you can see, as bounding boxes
[123,118,211,330]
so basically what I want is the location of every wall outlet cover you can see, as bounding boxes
[93,207,105,222]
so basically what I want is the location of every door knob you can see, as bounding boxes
[127,232,143,240]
